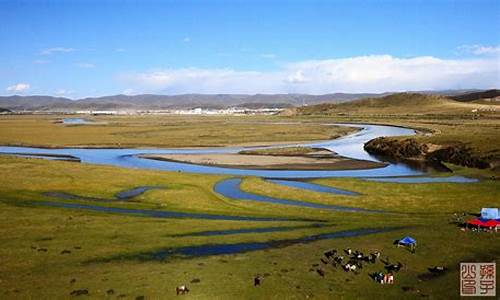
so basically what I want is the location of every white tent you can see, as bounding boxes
[481,208,499,220]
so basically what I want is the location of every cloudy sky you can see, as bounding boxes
[0,0,499,98]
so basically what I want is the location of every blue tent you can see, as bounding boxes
[398,236,417,245]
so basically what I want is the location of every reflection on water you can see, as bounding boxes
[62,118,95,124]
[214,178,382,213]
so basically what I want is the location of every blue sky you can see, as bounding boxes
[1,0,499,98]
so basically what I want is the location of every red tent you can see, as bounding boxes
[483,219,500,227]
[466,218,500,227]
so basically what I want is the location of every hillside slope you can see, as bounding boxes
[449,89,500,103]
[293,93,498,115]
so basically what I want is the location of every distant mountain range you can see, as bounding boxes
[0,89,487,112]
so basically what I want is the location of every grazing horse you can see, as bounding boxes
[334,256,344,263]
[343,263,357,272]
[176,285,189,295]
[254,276,262,287]
[324,249,337,260]
[368,252,380,263]
[385,262,403,272]
[371,272,385,284]
[316,268,325,277]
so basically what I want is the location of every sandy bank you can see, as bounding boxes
[139,153,386,170]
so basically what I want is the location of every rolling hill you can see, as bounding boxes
[449,89,500,103]
[293,92,498,116]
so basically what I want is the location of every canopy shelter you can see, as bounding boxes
[398,236,417,246]
[481,208,499,220]
[466,218,500,232]
[467,218,500,227]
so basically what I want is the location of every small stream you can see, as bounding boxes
[214,178,381,213]
[102,227,403,262]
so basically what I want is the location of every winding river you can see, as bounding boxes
[0,123,422,178]
[0,123,476,258]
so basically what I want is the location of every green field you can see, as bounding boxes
[1,112,499,299]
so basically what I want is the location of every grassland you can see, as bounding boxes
[0,155,499,299]
[1,108,500,299]
[0,115,355,148]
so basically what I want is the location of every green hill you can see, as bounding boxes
[293,92,497,115]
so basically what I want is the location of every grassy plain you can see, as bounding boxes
[0,154,499,299]
[0,111,499,299]
[0,114,354,148]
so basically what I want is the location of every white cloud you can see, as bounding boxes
[76,63,95,69]
[286,70,307,83]
[40,47,76,55]
[183,37,191,43]
[118,68,284,94]
[457,44,500,56]
[117,55,500,94]
[33,59,50,64]
[6,83,30,93]
[116,48,126,52]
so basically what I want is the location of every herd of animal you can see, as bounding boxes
[315,247,404,284]
[173,245,450,296]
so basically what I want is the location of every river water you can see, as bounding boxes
[0,123,422,178]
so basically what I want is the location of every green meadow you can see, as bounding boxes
[0,114,499,299]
